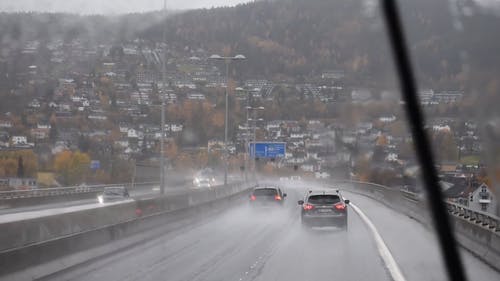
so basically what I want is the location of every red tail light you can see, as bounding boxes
[334,203,346,210]
[250,195,256,201]
[303,203,314,211]
[274,195,282,201]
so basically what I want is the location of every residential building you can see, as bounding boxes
[0,178,37,190]
[11,136,28,145]
[31,128,49,140]
[0,121,13,128]
[187,92,206,100]
[468,183,498,214]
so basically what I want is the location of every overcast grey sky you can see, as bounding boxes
[0,0,254,14]
[0,0,498,14]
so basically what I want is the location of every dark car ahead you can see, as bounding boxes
[298,190,349,229]
[249,185,287,208]
[98,186,130,203]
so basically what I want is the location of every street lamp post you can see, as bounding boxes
[159,0,168,195]
[244,98,250,181]
[209,54,246,186]
[132,158,137,189]
[247,106,264,178]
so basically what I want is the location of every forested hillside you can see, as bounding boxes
[1,0,499,89]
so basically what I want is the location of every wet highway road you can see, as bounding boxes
[31,184,500,281]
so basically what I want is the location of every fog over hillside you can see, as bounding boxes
[0,0,253,14]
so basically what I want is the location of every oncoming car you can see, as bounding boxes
[249,185,287,209]
[193,168,217,188]
[298,189,349,229]
[97,186,130,203]
[193,178,212,188]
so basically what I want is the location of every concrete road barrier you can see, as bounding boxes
[0,181,255,277]
[0,201,137,252]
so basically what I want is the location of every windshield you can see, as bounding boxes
[0,1,499,281]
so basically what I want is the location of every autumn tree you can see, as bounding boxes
[211,111,225,128]
[353,155,371,181]
[109,158,134,183]
[388,120,407,138]
[195,150,209,169]
[181,100,195,123]
[375,135,388,146]
[175,152,194,171]
[165,141,179,159]
[0,150,38,177]
[0,158,17,177]
[53,150,91,185]
[208,150,222,167]
[432,130,459,162]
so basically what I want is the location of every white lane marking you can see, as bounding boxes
[350,203,407,281]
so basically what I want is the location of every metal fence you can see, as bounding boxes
[0,182,158,200]
[328,179,499,232]
[446,201,499,232]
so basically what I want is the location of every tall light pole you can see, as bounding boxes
[209,54,246,186]
[160,0,167,195]
[244,98,249,181]
[237,87,251,181]
[247,106,264,178]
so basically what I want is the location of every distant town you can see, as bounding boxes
[0,37,496,215]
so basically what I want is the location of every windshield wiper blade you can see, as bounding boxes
[380,1,467,280]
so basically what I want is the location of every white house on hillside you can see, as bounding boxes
[11,136,27,145]
[468,183,498,215]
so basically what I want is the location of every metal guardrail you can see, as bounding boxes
[330,179,500,232]
[0,182,159,200]
[331,179,500,271]
[446,201,500,232]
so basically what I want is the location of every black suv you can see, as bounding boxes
[298,190,349,229]
[249,185,287,208]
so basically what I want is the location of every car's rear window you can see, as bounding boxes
[253,188,278,196]
[307,195,340,204]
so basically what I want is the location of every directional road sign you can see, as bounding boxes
[249,142,286,158]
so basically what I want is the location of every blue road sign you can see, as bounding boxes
[90,160,100,170]
[249,142,286,158]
